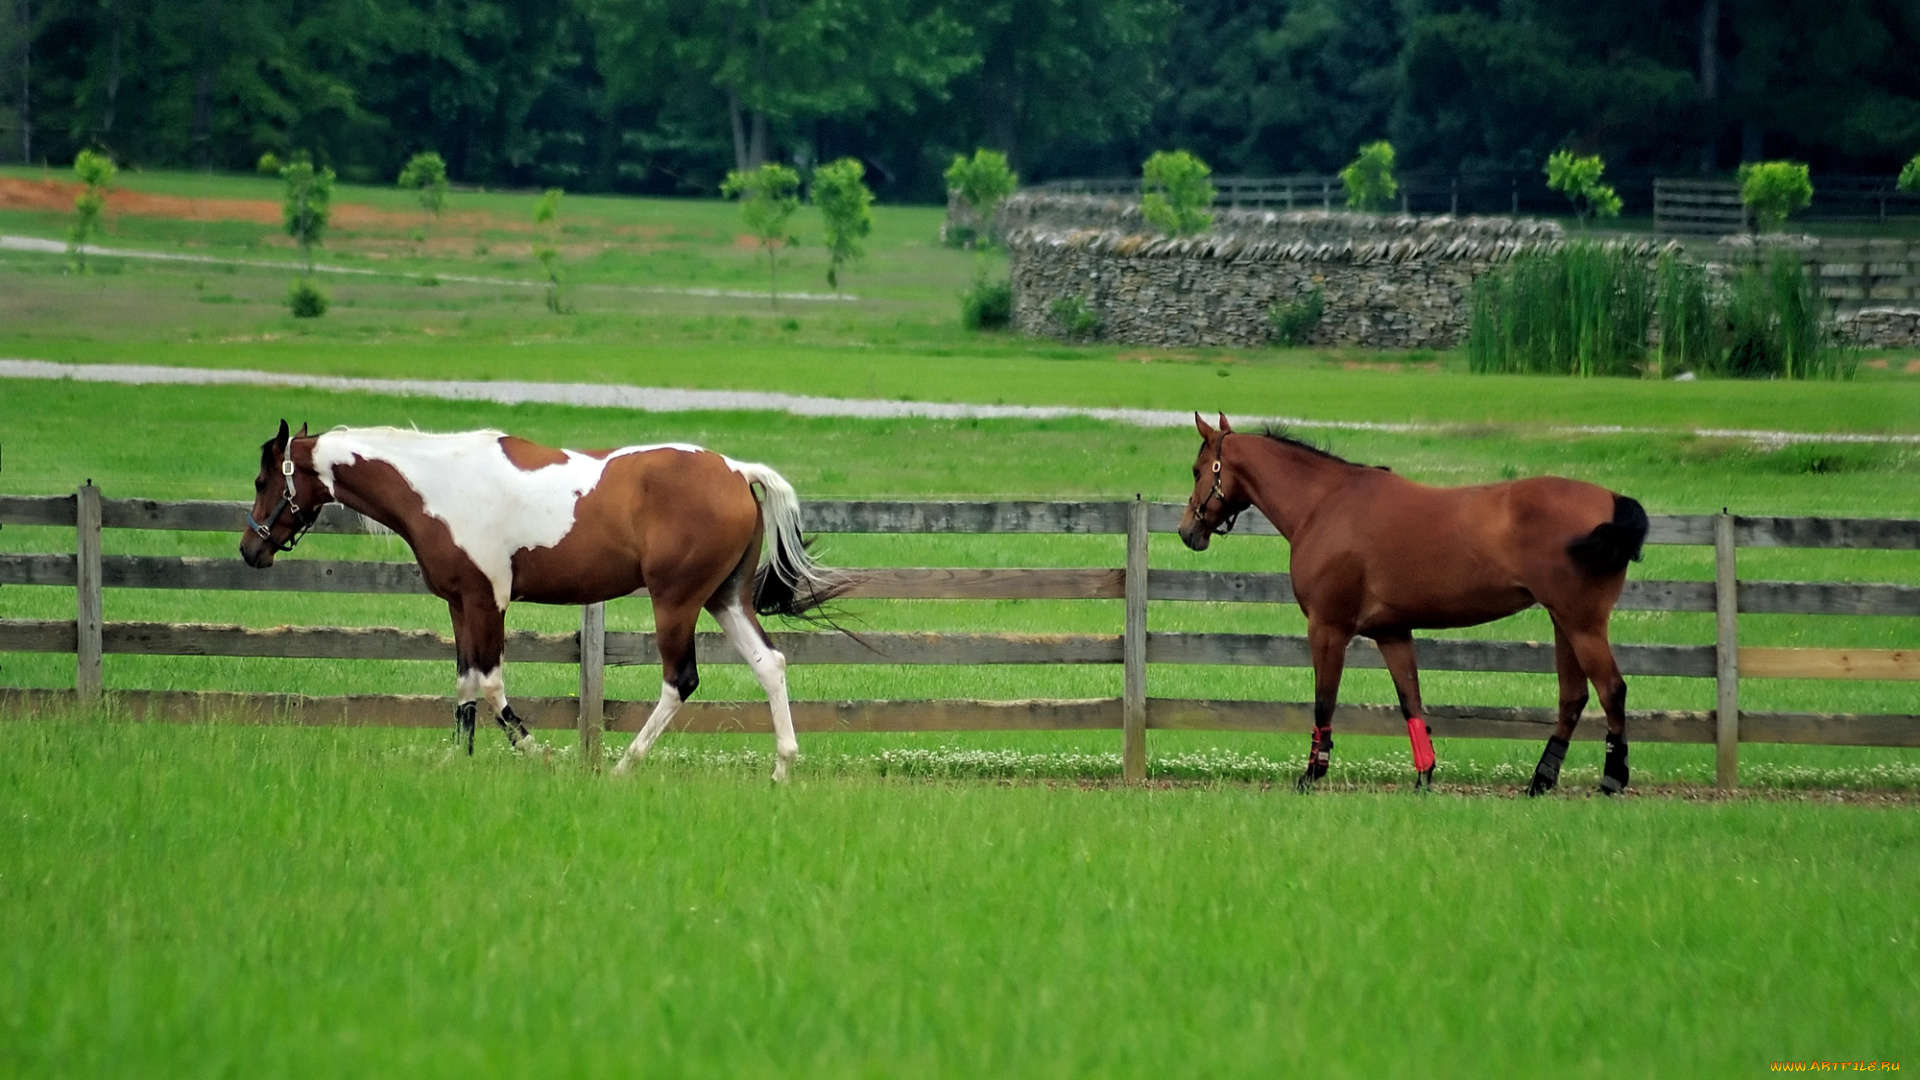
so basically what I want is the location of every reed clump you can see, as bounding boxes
[1471,243,1850,379]
[1468,241,1650,376]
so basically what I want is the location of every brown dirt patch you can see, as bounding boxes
[0,176,496,234]
[1906,360,1920,374]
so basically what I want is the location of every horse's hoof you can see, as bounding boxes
[1415,767,1435,791]
[1526,775,1557,798]
[1294,771,1316,793]
[611,756,634,777]
[1598,775,1625,796]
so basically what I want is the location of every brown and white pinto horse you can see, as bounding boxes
[1177,414,1649,796]
[239,421,847,780]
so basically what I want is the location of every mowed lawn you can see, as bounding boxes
[3,719,1917,1078]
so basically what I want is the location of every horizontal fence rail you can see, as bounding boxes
[1027,172,1920,223]
[3,492,1918,785]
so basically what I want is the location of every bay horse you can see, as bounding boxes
[239,421,848,781]
[1177,414,1648,796]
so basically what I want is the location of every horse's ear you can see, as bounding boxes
[276,419,290,446]
[296,422,309,439]
[1217,413,1233,434]
[1194,412,1215,439]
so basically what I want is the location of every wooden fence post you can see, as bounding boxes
[1714,511,1739,790]
[75,482,103,703]
[1123,496,1148,782]
[579,602,605,768]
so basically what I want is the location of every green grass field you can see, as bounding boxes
[2,168,1918,1075]
[3,719,1916,1078]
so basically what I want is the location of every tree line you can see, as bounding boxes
[2,0,1915,202]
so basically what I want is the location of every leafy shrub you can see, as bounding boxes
[286,279,329,318]
[533,187,572,314]
[944,149,1017,247]
[1544,150,1622,226]
[812,157,874,291]
[960,273,1012,330]
[1340,141,1397,212]
[1898,154,1920,194]
[1267,288,1324,346]
[397,151,449,256]
[67,148,116,272]
[278,154,335,275]
[1738,162,1813,231]
[1468,242,1650,376]
[722,164,800,304]
[1049,294,1101,338]
[1141,150,1215,237]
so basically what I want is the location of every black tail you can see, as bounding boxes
[752,532,856,620]
[1567,494,1649,575]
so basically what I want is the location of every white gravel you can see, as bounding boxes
[4,358,1915,447]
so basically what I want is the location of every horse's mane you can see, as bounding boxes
[1254,426,1387,471]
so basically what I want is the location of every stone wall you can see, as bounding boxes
[1003,193,1920,349]
[1838,308,1920,349]
[1006,199,1615,350]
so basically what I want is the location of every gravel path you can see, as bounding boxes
[0,235,857,302]
[5,358,1916,447]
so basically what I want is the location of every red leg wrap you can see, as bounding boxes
[1406,716,1436,774]
[1309,725,1331,773]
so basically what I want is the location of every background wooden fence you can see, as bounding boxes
[3,490,1918,787]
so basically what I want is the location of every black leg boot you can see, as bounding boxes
[1600,733,1629,795]
[455,701,477,756]
[496,704,533,749]
[1527,735,1569,797]
[1296,726,1332,793]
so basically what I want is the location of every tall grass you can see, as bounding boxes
[1653,252,1714,378]
[1473,245,1854,380]
[1468,242,1651,376]
[1713,249,1852,380]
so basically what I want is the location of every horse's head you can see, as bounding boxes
[1177,412,1250,552]
[240,419,330,568]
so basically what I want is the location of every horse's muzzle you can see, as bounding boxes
[1177,522,1211,552]
[239,537,276,569]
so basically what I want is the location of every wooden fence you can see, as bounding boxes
[3,490,1918,788]
[1654,178,1749,236]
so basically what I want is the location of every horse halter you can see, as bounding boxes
[1189,434,1242,537]
[248,442,317,553]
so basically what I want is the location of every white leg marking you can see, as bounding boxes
[478,666,541,754]
[612,682,683,776]
[715,604,796,782]
[456,666,483,704]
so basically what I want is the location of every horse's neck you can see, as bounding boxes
[1239,441,1347,539]
[312,443,415,539]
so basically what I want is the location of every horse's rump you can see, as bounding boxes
[1566,494,1649,575]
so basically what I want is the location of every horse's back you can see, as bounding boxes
[1297,471,1630,632]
